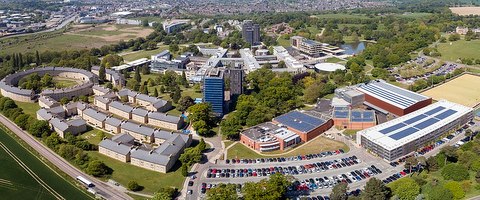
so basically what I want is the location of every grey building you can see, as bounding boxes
[242,20,260,46]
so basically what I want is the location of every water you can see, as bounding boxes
[340,41,367,55]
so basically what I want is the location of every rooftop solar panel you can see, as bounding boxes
[413,118,440,130]
[390,127,419,140]
[361,84,415,108]
[424,106,445,116]
[274,111,326,133]
[434,109,457,120]
[404,114,428,125]
[334,111,349,118]
[375,81,427,101]
[379,123,406,134]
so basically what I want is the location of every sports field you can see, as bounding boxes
[437,39,480,62]
[450,7,480,16]
[0,128,92,200]
[421,74,480,107]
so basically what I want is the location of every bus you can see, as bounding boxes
[76,176,95,188]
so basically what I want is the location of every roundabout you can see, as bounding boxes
[0,67,98,102]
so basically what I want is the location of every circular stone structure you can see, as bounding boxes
[0,67,98,102]
[314,63,346,72]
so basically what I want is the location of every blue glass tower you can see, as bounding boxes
[203,70,224,116]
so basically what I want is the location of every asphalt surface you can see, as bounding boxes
[0,114,132,200]
[0,14,78,40]
[186,122,478,199]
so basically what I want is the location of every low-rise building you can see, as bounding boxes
[272,110,333,142]
[37,108,54,121]
[94,96,112,111]
[148,112,185,130]
[132,107,149,124]
[109,101,134,119]
[240,122,301,152]
[105,116,123,134]
[49,117,87,138]
[117,89,138,103]
[98,133,135,162]
[120,121,155,143]
[83,108,108,128]
[38,96,59,108]
[135,93,172,112]
[333,108,376,130]
[93,85,111,96]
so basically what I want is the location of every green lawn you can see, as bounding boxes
[81,127,111,145]
[325,57,343,63]
[227,137,348,159]
[0,127,93,200]
[122,46,168,62]
[277,36,291,47]
[15,101,40,119]
[52,77,79,88]
[87,151,185,194]
[437,39,480,62]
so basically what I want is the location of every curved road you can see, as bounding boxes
[0,114,132,200]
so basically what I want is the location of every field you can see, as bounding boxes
[14,101,40,119]
[421,74,480,107]
[0,128,92,200]
[450,7,480,16]
[121,45,168,62]
[227,136,349,159]
[87,151,185,194]
[0,24,153,54]
[81,127,111,145]
[311,13,371,19]
[52,77,81,89]
[437,39,480,62]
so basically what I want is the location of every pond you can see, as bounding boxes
[340,41,367,55]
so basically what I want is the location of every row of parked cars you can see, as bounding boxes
[225,149,345,165]
[207,155,361,179]
[382,167,419,184]
[288,165,382,193]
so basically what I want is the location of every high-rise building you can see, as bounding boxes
[242,20,260,46]
[203,69,225,116]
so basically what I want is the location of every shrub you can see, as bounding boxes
[443,181,465,200]
[441,163,469,181]
[127,180,142,191]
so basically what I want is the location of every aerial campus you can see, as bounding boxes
[1,1,480,200]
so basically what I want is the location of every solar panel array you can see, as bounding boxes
[377,106,458,141]
[334,110,349,118]
[358,81,429,109]
[274,111,326,133]
[350,110,375,122]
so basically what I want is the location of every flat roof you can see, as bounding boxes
[274,110,328,133]
[357,100,472,151]
[357,80,430,110]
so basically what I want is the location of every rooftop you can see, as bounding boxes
[148,112,182,124]
[358,100,473,151]
[121,121,155,136]
[274,110,328,133]
[109,101,134,113]
[83,108,108,121]
[99,139,132,155]
[357,80,430,110]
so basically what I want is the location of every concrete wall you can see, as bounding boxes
[99,146,130,162]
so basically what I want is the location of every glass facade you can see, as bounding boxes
[203,76,224,116]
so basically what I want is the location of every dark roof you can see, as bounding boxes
[274,111,327,133]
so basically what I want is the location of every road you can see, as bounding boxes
[0,14,77,40]
[0,114,132,200]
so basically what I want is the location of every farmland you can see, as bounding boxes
[437,40,480,62]
[450,7,480,16]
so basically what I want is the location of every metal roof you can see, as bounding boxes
[83,108,108,121]
[109,101,134,113]
[121,121,154,136]
[148,112,182,124]
[274,110,327,133]
[99,139,132,155]
[357,100,473,151]
[111,133,135,144]
[105,116,122,127]
[132,108,149,117]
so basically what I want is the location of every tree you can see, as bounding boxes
[242,173,290,200]
[86,160,110,177]
[361,178,390,200]
[193,120,210,136]
[206,183,238,200]
[389,177,420,200]
[198,138,206,152]
[263,63,272,69]
[330,182,348,200]
[220,115,242,140]
[426,184,453,200]
[404,157,418,173]
[127,180,142,191]
[134,67,141,83]
[187,103,213,125]
[181,164,188,177]
[45,133,62,149]
[277,60,286,68]
[443,181,465,200]
[441,163,469,181]
[171,87,181,104]
[28,120,51,137]
[142,19,149,27]
[160,85,166,93]
[441,146,458,165]
[41,74,53,87]
[179,147,202,166]
[448,34,461,42]
[35,50,41,66]
[476,171,480,183]
[58,144,82,160]
[99,65,106,82]
[153,88,159,97]
[60,97,70,105]
[169,44,179,53]
[14,114,31,130]
[152,187,177,200]
[177,96,194,112]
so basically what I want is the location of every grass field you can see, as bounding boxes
[0,128,92,200]
[311,13,371,19]
[52,77,80,88]
[81,127,111,145]
[0,24,153,55]
[122,46,168,62]
[450,7,480,16]
[227,136,348,159]
[14,101,40,119]
[437,40,480,62]
[325,57,343,63]
[421,74,480,107]
[88,151,184,194]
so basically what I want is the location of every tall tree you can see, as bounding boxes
[361,178,390,200]
[206,183,238,200]
[330,182,348,200]
[35,50,41,66]
[99,65,106,82]
[177,96,194,112]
